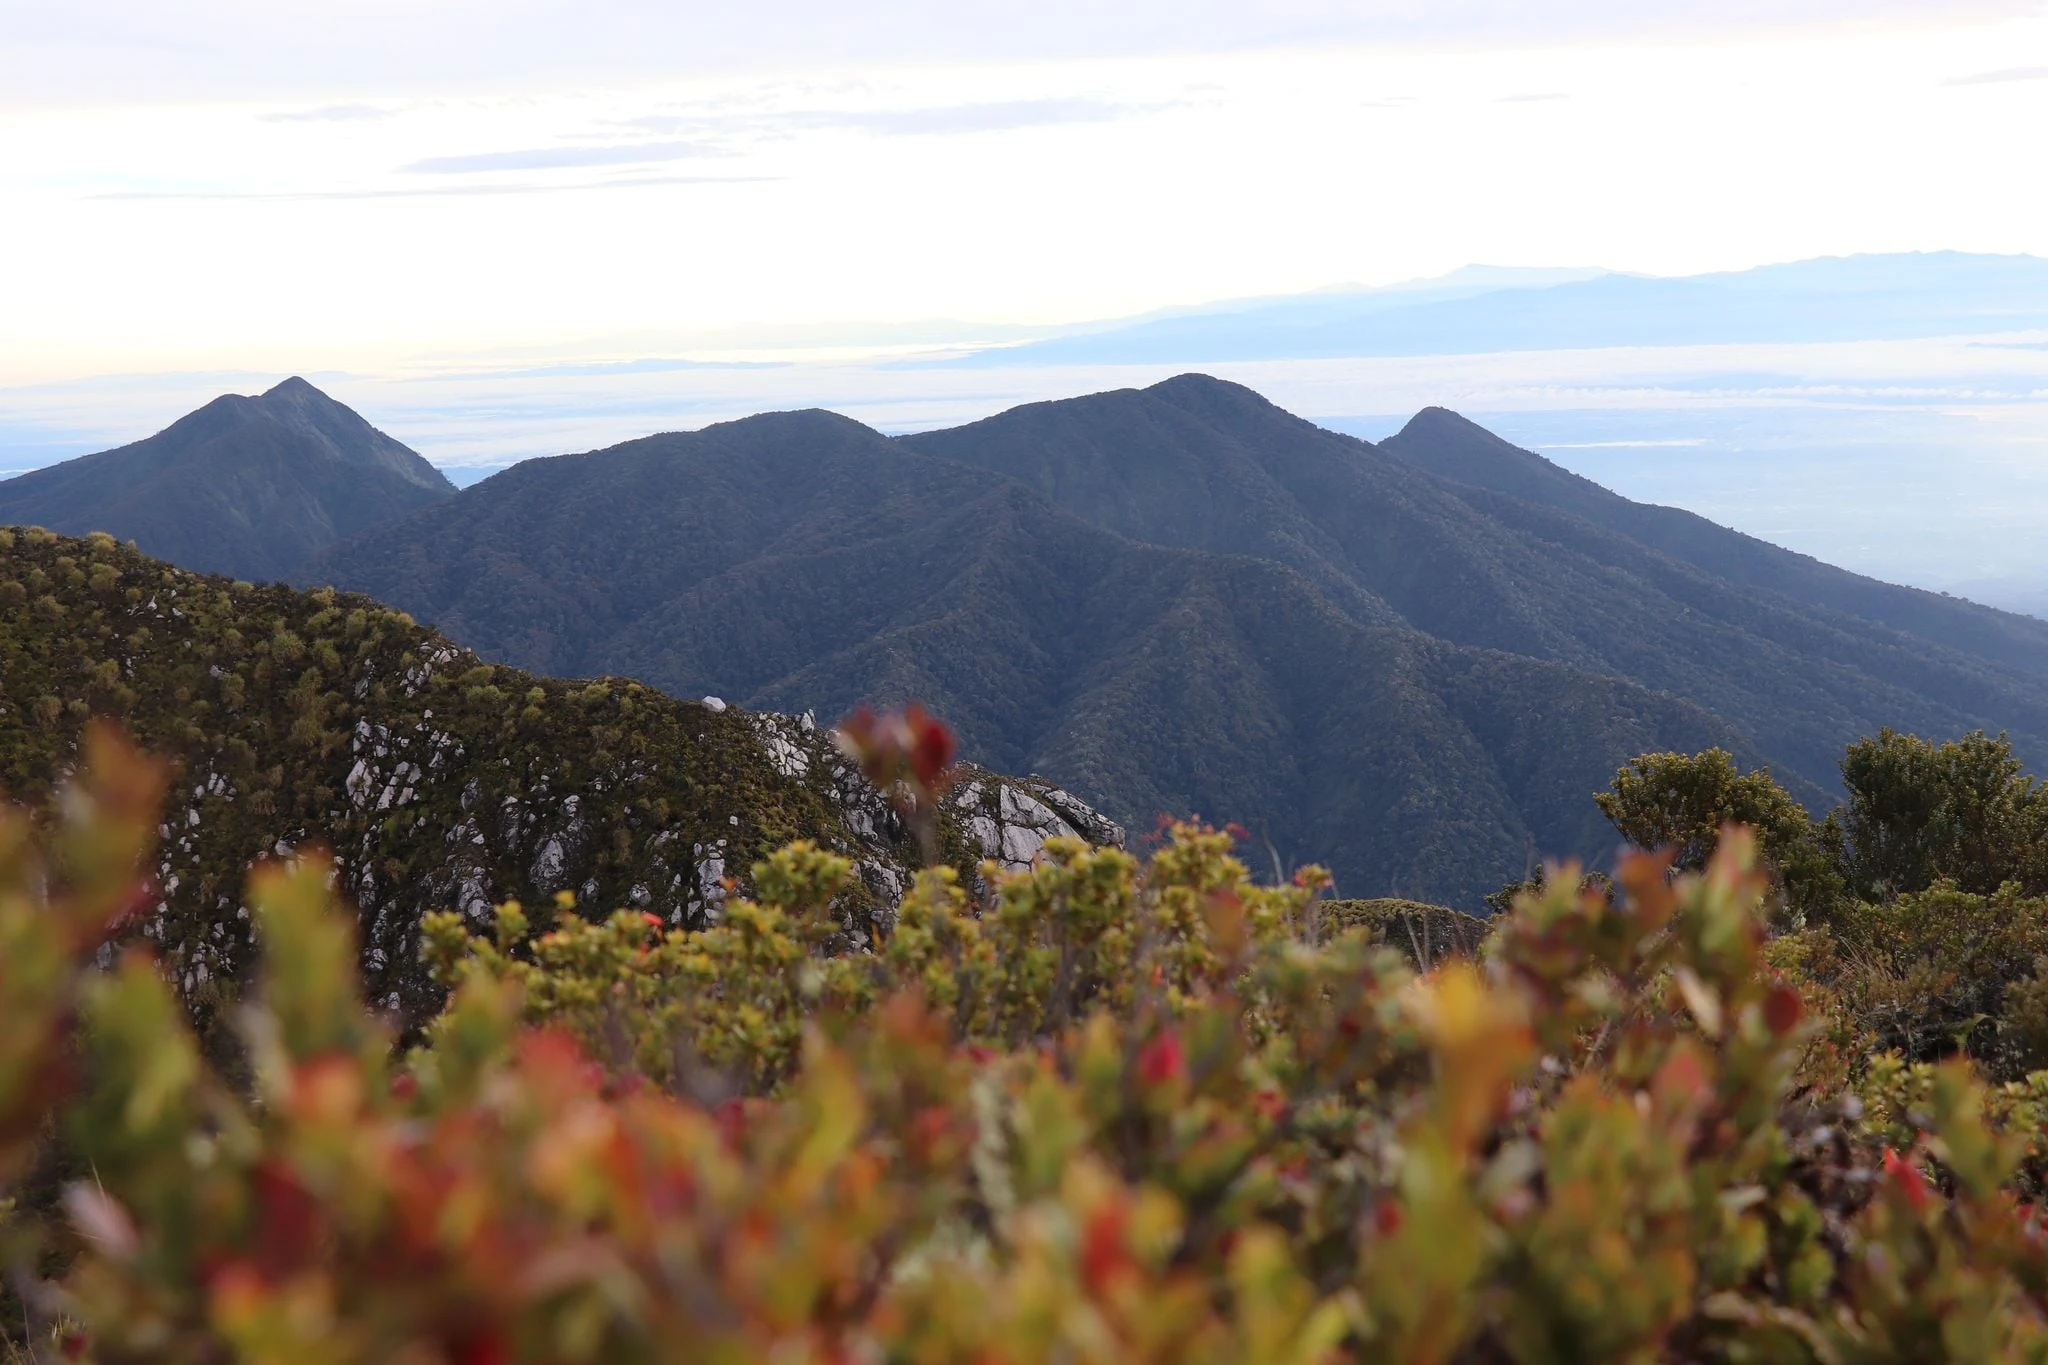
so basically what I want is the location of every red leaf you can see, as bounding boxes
[1137,1031,1185,1088]
[1079,1203,1131,1293]
[908,1104,954,1160]
[253,1160,324,1271]
[904,704,956,790]
[835,703,956,798]
[714,1097,750,1151]
[1762,984,1804,1036]
[1882,1147,1932,1214]
[446,1326,511,1365]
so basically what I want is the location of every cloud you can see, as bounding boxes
[260,103,391,123]
[835,98,1138,135]
[401,140,721,174]
[91,174,776,201]
[7,0,2039,108]
[1944,65,2048,84]
[622,98,1149,139]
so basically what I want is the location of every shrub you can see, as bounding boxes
[0,728,2044,1360]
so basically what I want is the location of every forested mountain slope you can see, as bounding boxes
[1379,405,2048,675]
[0,377,453,581]
[904,375,2048,796]
[310,408,1760,904]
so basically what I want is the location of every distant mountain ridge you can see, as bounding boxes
[301,374,2048,904]
[20,372,2048,906]
[903,377,2048,795]
[304,401,1765,904]
[0,376,453,581]
[955,252,2048,366]
[1378,407,2048,675]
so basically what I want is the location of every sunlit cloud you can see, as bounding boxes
[89,175,779,201]
[1944,65,2048,84]
[615,97,1157,139]
[260,103,394,123]
[803,98,1143,135]
[402,140,722,174]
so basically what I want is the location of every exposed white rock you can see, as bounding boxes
[945,770,1125,874]
[532,837,569,892]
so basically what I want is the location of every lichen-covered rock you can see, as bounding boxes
[0,528,1120,1026]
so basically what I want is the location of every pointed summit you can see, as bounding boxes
[0,380,454,581]
[1380,407,1607,508]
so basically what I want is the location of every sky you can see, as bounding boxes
[3,2,2048,605]
[2,1,2045,380]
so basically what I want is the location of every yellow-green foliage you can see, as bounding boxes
[421,828,1330,1091]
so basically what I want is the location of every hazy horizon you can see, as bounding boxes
[3,3,2044,608]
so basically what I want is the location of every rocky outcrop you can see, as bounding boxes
[948,772,1126,874]
[744,711,1126,943]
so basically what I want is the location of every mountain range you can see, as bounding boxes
[12,373,2048,906]
[0,377,454,581]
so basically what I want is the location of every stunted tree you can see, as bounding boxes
[1597,748,1810,870]
[1597,748,1839,923]
[1839,728,2046,899]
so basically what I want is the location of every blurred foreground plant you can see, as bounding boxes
[5,732,2048,1361]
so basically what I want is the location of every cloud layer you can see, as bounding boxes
[403,140,719,174]
[3,0,2038,106]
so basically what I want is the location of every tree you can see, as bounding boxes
[1595,748,1838,922]
[1838,728,2044,899]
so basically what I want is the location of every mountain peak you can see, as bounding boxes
[1398,406,1498,439]
[709,407,877,439]
[253,376,384,439]
[1380,408,1597,506]
[263,375,324,400]
[0,381,454,581]
[1144,372,1271,407]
